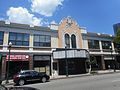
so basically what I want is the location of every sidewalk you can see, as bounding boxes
[50,69,120,80]
[2,70,120,86]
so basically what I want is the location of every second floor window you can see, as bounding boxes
[88,40,100,49]
[34,34,51,47]
[71,34,76,48]
[65,34,70,48]
[101,41,111,49]
[9,32,29,46]
[0,31,4,45]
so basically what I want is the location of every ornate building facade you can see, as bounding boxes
[0,17,119,79]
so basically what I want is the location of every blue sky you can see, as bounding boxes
[0,0,120,35]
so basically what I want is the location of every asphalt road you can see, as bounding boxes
[24,73,120,90]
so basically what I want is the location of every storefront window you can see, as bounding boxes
[9,32,29,46]
[34,34,51,47]
[101,41,111,49]
[88,39,100,49]
[0,31,4,45]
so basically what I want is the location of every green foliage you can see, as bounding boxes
[90,56,97,64]
[116,28,120,36]
[114,28,120,52]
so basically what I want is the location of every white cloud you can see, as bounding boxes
[7,7,42,26]
[0,18,5,21]
[50,20,57,24]
[31,0,64,17]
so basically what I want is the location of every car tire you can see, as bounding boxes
[18,79,25,86]
[41,77,47,83]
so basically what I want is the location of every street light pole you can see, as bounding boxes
[6,42,12,84]
[65,46,68,77]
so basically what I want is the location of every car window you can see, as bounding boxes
[25,71,31,75]
[32,71,39,75]
[19,72,25,75]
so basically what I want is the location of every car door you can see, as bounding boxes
[31,71,40,81]
[24,71,33,82]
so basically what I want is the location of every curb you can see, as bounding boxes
[50,74,92,80]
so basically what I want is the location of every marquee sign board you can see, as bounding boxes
[53,49,89,59]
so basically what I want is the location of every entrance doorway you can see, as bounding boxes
[59,59,86,75]
[34,61,50,75]
[105,60,115,69]
[53,62,58,76]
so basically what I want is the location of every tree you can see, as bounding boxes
[89,56,98,70]
[89,56,98,74]
[114,28,120,52]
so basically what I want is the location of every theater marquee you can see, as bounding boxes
[53,49,89,59]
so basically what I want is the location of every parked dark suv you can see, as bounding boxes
[13,70,50,86]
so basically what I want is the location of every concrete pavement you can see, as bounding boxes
[26,72,120,90]
[2,69,120,86]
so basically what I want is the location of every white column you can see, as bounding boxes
[99,40,103,52]
[29,34,33,51]
[111,42,115,52]
[3,32,9,50]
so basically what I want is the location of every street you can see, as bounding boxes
[21,73,120,90]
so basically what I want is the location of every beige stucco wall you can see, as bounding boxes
[51,36,58,48]
[3,32,9,46]
[58,17,83,48]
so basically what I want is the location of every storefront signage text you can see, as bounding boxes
[6,55,30,61]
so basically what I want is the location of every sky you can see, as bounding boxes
[0,0,120,35]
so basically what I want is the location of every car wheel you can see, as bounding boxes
[41,77,47,83]
[18,79,25,86]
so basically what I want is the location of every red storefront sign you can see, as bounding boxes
[6,55,30,61]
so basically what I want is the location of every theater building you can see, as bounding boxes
[0,16,119,79]
[52,17,90,75]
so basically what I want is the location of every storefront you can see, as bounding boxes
[104,55,120,69]
[53,49,90,75]
[33,55,51,75]
[90,55,103,70]
[5,54,30,78]
[58,59,87,75]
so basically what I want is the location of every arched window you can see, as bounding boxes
[65,34,70,48]
[71,34,76,48]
